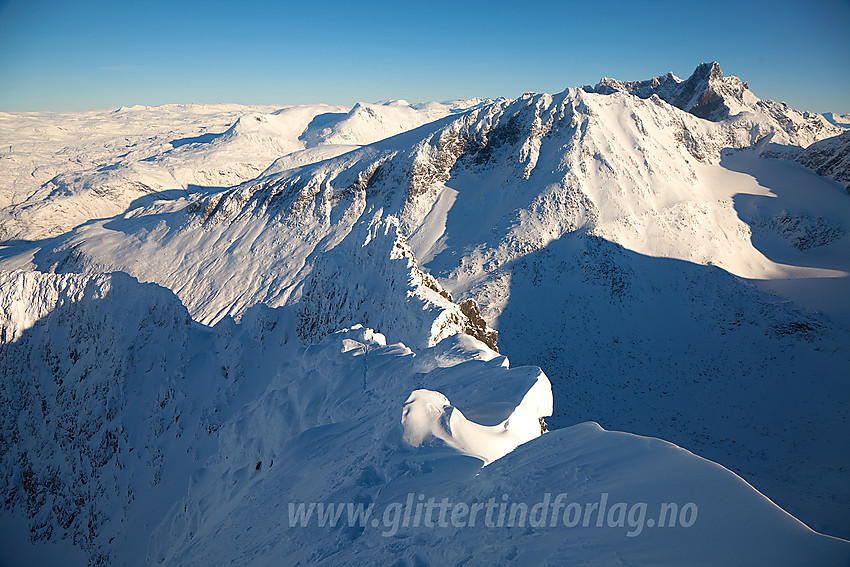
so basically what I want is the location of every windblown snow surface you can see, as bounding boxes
[1,64,849,565]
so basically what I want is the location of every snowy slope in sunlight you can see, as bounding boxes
[589,62,842,144]
[297,98,489,147]
[1,64,848,539]
[1,271,846,566]
[1,61,849,563]
[16,75,840,322]
[0,99,486,241]
[822,112,850,129]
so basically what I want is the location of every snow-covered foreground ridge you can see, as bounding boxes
[1,62,849,563]
[0,270,847,566]
[3,62,847,538]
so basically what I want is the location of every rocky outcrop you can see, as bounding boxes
[588,62,841,146]
[297,215,498,351]
[794,130,850,192]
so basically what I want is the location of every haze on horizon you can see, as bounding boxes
[1,0,848,114]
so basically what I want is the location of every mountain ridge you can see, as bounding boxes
[1,270,847,566]
[588,62,841,143]
[1,62,849,562]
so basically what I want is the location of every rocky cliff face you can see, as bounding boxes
[0,271,539,565]
[0,271,200,564]
[296,214,497,350]
[588,62,841,145]
[2,64,849,553]
[794,130,850,191]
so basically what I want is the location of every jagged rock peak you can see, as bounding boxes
[587,61,750,121]
[694,60,724,80]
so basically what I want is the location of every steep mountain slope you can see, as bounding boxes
[1,271,847,566]
[0,103,281,240]
[0,100,485,241]
[588,62,842,145]
[4,84,802,315]
[1,62,848,551]
[0,270,501,563]
[15,65,846,325]
[822,112,850,128]
[0,270,274,564]
[778,130,850,192]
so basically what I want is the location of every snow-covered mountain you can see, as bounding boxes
[762,129,850,192]
[822,112,850,129]
[0,99,486,241]
[1,270,847,566]
[1,63,849,564]
[588,61,841,145]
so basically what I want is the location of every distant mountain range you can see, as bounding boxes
[1,63,848,565]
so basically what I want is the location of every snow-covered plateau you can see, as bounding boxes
[0,63,848,565]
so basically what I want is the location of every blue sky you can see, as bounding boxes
[1,0,848,112]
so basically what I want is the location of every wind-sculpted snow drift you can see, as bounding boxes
[1,63,850,563]
[5,63,847,537]
[0,270,535,563]
[0,271,847,566]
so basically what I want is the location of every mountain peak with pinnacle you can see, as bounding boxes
[588,61,751,121]
[586,62,840,143]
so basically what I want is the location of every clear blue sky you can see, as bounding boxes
[1,0,848,113]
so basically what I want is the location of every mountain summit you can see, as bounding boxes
[588,62,839,144]
[1,63,849,564]
[590,61,745,121]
